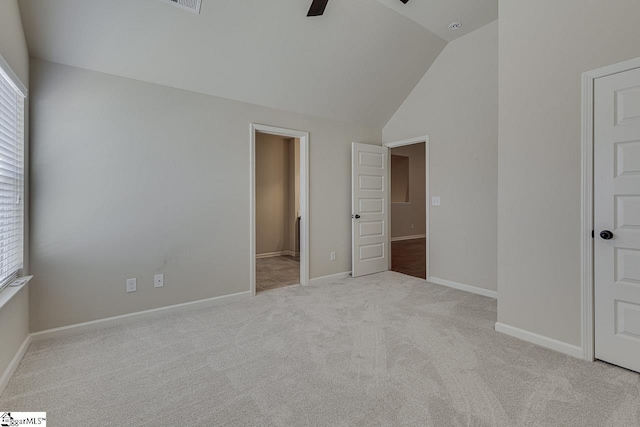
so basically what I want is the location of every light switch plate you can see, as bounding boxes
[432,197,441,206]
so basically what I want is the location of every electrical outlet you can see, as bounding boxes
[432,197,441,206]
[126,278,137,293]
[411,223,414,229]
[330,251,336,261]
[154,274,164,288]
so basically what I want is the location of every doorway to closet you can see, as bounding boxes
[250,124,309,296]
[255,132,300,292]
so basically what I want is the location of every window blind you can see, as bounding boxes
[0,65,24,292]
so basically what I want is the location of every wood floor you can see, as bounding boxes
[391,238,426,279]
[256,255,300,292]
[257,239,424,289]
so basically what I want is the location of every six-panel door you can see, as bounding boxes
[352,143,389,278]
[594,67,640,373]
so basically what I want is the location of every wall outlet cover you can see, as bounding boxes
[126,278,137,293]
[154,274,164,288]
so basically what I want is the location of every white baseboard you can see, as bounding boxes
[427,276,498,299]
[31,291,251,341]
[391,234,426,242]
[0,334,31,396]
[309,271,351,285]
[256,251,284,259]
[1,291,251,393]
[256,251,298,259]
[495,322,584,359]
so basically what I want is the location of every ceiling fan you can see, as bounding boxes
[307,0,410,17]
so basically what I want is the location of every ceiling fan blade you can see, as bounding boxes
[307,0,329,16]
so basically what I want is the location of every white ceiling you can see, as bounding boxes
[375,0,498,41]
[18,0,449,128]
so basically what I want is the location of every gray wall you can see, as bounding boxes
[29,60,381,332]
[498,1,640,346]
[390,143,426,239]
[383,21,498,292]
[0,0,28,84]
[0,0,29,383]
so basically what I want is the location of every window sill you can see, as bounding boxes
[0,276,32,311]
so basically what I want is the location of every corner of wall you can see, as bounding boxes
[0,0,31,396]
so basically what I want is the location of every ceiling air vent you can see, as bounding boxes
[161,0,202,14]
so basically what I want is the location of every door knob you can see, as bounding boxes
[600,230,614,240]
[353,214,361,219]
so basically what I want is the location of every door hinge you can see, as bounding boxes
[592,230,594,239]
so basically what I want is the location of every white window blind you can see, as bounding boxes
[0,62,25,292]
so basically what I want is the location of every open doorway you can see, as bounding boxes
[250,124,309,296]
[255,132,300,292]
[385,137,429,279]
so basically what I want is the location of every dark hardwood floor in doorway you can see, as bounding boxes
[391,238,426,279]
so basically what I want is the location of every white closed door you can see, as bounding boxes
[594,67,640,373]
[352,143,389,278]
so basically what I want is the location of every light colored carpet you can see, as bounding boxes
[1,271,639,426]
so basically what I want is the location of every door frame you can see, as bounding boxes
[383,135,430,279]
[581,57,640,362]
[250,124,310,296]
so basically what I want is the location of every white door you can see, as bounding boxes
[594,67,640,373]
[352,143,389,277]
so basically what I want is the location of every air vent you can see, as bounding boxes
[161,0,202,14]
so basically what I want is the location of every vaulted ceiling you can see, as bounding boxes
[375,0,497,41]
[18,0,495,127]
